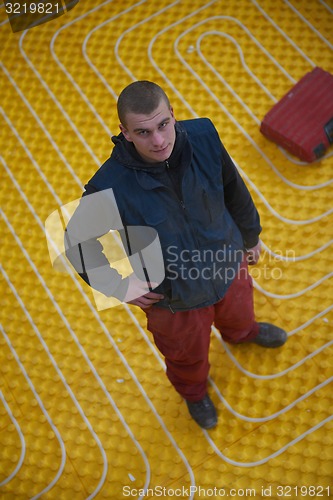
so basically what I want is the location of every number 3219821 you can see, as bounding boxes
[5,3,61,14]
[277,485,331,497]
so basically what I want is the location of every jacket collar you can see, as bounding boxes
[110,121,192,175]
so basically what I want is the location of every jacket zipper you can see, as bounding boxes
[165,159,185,313]
[202,189,212,222]
[165,160,186,210]
[168,304,175,314]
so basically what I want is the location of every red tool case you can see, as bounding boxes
[260,67,333,162]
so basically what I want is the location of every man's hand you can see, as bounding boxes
[245,240,262,265]
[124,274,164,310]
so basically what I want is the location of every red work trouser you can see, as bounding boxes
[146,259,259,402]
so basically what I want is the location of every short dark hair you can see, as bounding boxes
[117,81,170,126]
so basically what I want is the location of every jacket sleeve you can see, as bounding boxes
[221,143,262,249]
[65,185,130,300]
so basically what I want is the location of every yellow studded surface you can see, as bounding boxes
[0,0,332,498]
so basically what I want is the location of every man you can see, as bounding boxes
[65,81,287,429]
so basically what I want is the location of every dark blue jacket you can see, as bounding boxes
[66,118,261,311]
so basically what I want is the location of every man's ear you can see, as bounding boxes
[119,124,132,142]
[170,106,176,123]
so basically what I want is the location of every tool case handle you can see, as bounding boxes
[325,117,333,144]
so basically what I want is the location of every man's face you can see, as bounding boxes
[119,100,176,163]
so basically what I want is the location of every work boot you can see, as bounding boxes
[186,394,217,429]
[252,322,287,348]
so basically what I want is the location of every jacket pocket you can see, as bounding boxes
[143,213,177,248]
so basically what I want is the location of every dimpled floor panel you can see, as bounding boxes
[0,0,332,499]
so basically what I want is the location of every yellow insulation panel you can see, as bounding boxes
[0,0,332,498]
